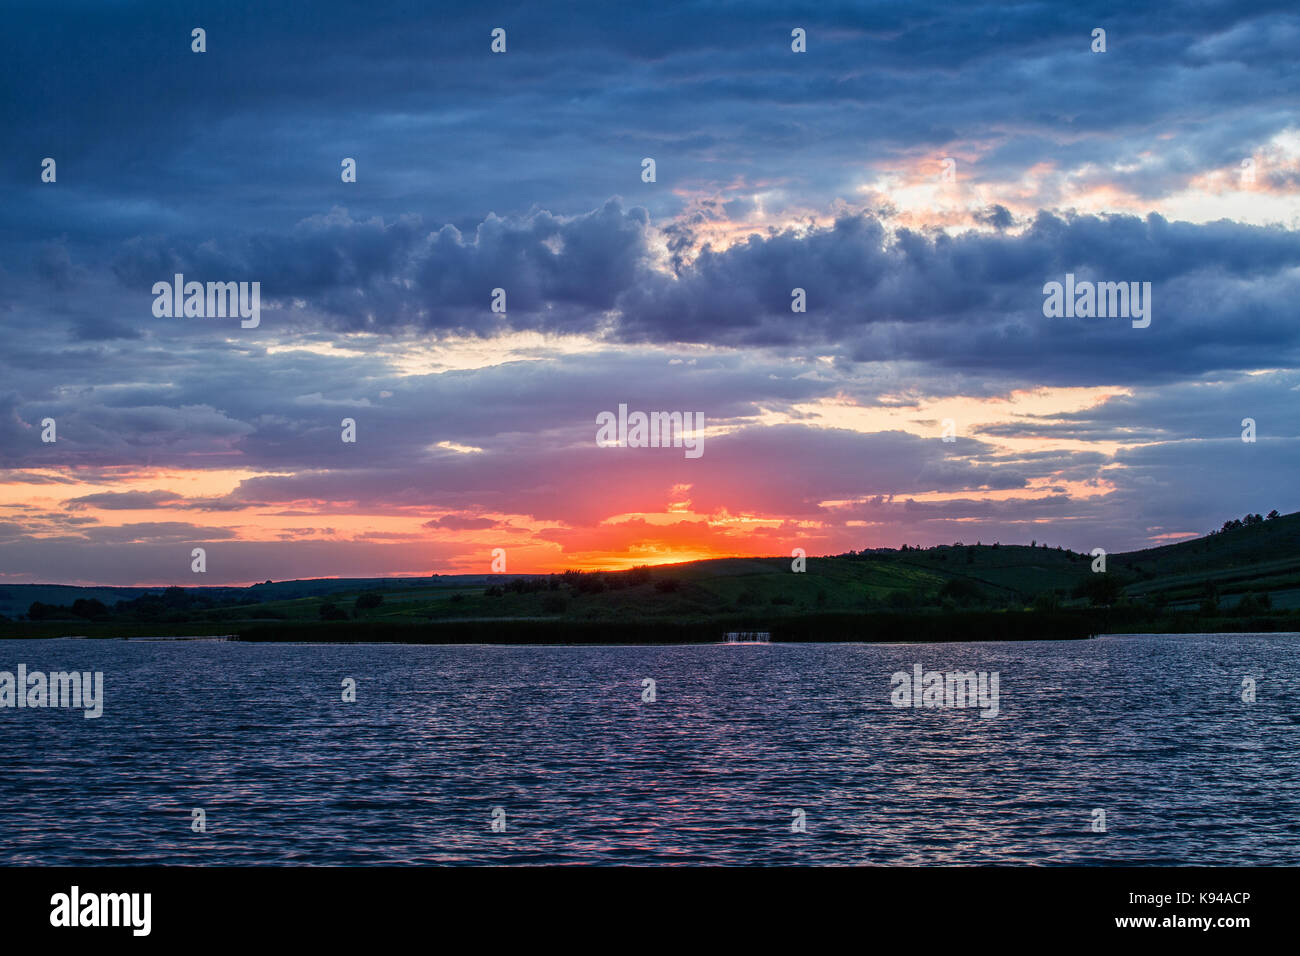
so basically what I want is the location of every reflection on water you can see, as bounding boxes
[1,634,1297,865]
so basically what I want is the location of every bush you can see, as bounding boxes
[71,598,110,620]
[1235,592,1271,615]
[626,565,653,586]
[319,603,348,621]
[654,577,680,593]
[354,592,384,611]
[1072,574,1123,607]
[27,601,64,621]
[505,577,548,594]
[887,590,917,609]
[939,577,986,605]
[1031,590,1061,612]
[563,570,608,594]
[541,594,567,614]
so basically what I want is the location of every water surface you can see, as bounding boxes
[1,634,1296,865]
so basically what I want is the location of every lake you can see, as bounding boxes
[1,634,1296,865]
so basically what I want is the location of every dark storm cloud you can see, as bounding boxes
[4,0,1296,371]
[4,0,1296,248]
[83,204,1300,383]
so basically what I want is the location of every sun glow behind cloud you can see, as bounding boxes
[0,373,1147,583]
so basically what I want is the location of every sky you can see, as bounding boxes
[1,0,1298,586]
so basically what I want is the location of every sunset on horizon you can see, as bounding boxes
[3,2,1297,586]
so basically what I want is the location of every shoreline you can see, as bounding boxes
[4,612,1298,644]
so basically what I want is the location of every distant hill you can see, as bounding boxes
[0,574,500,621]
[2,510,1297,638]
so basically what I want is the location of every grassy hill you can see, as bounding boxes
[2,510,1297,640]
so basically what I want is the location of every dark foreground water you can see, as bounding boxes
[1,634,1297,865]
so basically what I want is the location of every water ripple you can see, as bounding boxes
[0,635,1297,865]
